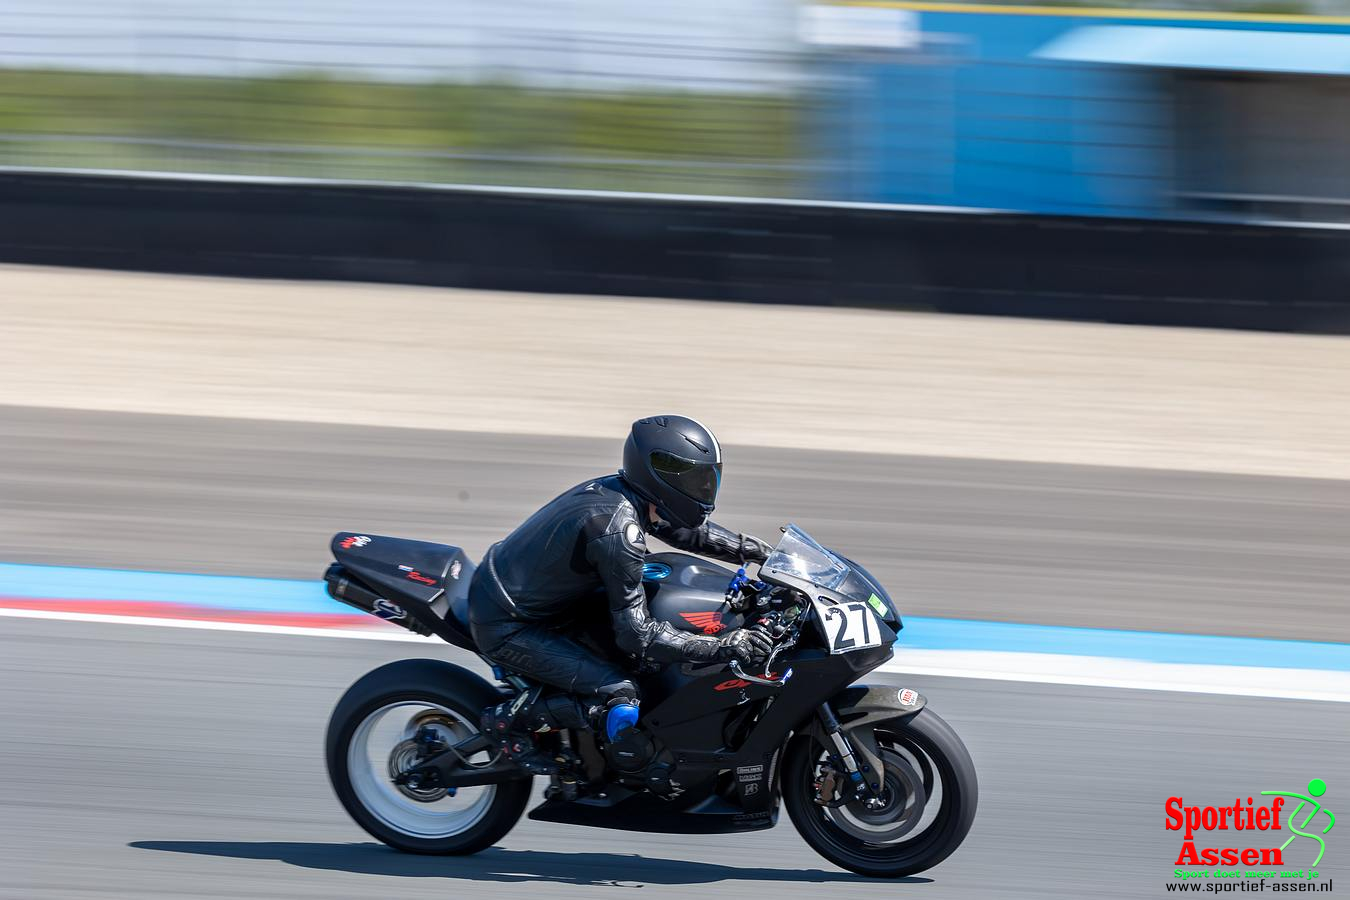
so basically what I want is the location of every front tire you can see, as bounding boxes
[325,658,531,854]
[783,707,977,878]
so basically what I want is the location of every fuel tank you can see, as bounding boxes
[642,552,746,637]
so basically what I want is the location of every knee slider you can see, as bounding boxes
[592,680,640,741]
[604,697,641,742]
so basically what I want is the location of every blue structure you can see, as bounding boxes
[815,2,1350,219]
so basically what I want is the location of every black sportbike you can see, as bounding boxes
[322,525,977,877]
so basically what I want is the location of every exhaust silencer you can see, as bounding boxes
[323,563,432,636]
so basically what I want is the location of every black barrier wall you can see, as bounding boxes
[2,170,1348,331]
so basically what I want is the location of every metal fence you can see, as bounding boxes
[0,0,814,195]
[2,0,1348,220]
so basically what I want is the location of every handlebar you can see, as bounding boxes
[734,603,804,687]
[724,566,769,609]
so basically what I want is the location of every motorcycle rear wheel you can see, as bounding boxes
[782,707,977,878]
[326,658,532,854]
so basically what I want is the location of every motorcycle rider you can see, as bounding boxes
[469,415,777,773]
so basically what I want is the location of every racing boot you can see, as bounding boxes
[480,687,593,775]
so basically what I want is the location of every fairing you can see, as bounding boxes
[642,552,746,637]
[326,532,476,648]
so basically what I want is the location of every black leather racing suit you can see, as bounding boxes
[468,474,770,700]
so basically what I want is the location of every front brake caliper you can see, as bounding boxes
[813,764,840,806]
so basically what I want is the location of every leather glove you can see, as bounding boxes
[740,533,775,565]
[716,627,775,667]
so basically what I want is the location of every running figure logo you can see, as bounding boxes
[1260,779,1336,866]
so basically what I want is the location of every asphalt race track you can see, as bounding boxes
[4,404,1350,899]
[5,404,1350,640]
[2,615,1347,900]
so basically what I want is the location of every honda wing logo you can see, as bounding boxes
[680,611,726,635]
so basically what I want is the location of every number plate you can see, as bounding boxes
[810,596,885,654]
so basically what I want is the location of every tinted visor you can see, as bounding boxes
[650,450,722,505]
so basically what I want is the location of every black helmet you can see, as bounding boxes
[620,415,723,529]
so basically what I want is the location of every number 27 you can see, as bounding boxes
[824,602,872,651]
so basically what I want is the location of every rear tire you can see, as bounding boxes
[783,707,977,878]
[326,658,531,854]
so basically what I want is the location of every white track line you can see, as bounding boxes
[881,649,1350,704]
[4,607,1348,702]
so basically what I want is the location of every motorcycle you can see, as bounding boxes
[322,524,977,878]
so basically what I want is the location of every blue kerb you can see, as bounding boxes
[3,562,1347,671]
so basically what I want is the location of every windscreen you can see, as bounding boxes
[760,524,850,592]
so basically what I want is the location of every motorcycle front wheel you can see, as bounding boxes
[325,658,532,854]
[782,706,978,878]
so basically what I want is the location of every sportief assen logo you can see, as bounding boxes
[1165,779,1336,893]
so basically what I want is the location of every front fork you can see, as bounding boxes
[816,703,887,809]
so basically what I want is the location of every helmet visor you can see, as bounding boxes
[650,450,722,506]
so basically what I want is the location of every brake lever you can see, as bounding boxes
[762,628,798,676]
[728,659,793,688]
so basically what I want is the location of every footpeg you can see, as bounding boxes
[546,774,580,801]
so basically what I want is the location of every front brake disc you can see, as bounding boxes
[824,749,928,843]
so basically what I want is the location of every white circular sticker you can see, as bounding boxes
[624,522,644,547]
